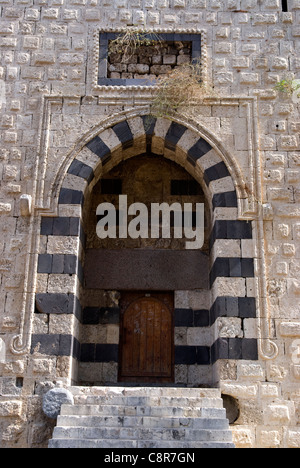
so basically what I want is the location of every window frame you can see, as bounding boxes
[98,32,201,87]
[91,27,206,93]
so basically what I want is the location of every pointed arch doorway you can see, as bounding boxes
[34,114,259,389]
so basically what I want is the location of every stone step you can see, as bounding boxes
[137,440,235,449]
[60,403,226,419]
[71,386,222,399]
[52,425,233,443]
[71,395,224,408]
[48,387,234,449]
[49,438,137,449]
[57,414,229,430]
[49,438,235,449]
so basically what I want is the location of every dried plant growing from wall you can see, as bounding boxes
[108,30,162,61]
[149,60,214,120]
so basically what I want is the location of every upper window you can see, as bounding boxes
[98,32,201,87]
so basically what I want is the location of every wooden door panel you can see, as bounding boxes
[119,292,174,383]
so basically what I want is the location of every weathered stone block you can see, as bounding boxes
[259,429,281,448]
[253,13,277,24]
[287,429,300,448]
[264,404,291,425]
[32,358,54,376]
[0,401,22,417]
[43,388,74,419]
[221,383,258,398]
[0,203,11,214]
[232,426,255,448]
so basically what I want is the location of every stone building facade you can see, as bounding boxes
[0,0,299,449]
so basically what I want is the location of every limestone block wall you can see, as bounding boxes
[0,0,299,449]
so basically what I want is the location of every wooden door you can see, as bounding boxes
[119,292,174,383]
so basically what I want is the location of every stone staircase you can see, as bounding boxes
[48,387,235,449]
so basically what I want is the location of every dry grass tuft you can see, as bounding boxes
[149,60,214,120]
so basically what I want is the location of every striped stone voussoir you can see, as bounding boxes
[57,116,239,213]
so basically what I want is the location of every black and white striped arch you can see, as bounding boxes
[34,116,258,365]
